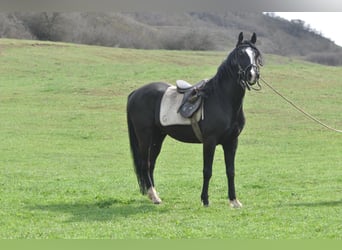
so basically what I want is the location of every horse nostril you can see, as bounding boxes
[248,71,254,81]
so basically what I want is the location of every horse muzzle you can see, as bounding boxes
[246,65,260,85]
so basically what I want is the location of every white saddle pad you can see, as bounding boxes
[160,86,202,126]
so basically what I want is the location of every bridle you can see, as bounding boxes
[238,64,261,91]
[236,44,263,91]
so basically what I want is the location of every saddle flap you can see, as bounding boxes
[160,86,203,126]
[178,96,202,118]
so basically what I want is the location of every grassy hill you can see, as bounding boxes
[0,39,341,239]
[1,12,342,65]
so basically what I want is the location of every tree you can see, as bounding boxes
[21,12,64,41]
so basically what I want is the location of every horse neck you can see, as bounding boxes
[211,63,246,111]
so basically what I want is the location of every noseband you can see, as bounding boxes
[238,64,261,91]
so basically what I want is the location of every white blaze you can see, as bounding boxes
[245,47,257,82]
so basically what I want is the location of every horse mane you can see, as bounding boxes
[201,47,239,96]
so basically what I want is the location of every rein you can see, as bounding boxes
[234,43,341,133]
[260,77,342,133]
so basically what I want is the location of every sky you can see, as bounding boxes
[273,12,342,47]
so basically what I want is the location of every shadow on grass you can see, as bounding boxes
[28,197,169,222]
[288,199,342,207]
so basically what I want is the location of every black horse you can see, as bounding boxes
[127,32,262,207]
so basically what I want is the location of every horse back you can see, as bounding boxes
[127,82,170,125]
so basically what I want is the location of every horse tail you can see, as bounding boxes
[127,93,148,195]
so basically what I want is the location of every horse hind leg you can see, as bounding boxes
[147,132,166,204]
[144,149,162,204]
[138,130,165,204]
[147,186,161,204]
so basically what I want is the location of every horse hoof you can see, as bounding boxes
[201,200,210,207]
[147,187,162,204]
[152,199,162,205]
[229,199,242,208]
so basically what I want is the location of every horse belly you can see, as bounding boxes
[162,125,201,143]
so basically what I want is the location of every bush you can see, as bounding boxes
[0,13,33,39]
[160,29,216,51]
[305,52,342,66]
[19,12,66,41]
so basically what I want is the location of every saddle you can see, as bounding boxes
[176,79,208,118]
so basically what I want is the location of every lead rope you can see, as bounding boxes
[260,77,342,133]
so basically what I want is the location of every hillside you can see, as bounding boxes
[1,12,342,65]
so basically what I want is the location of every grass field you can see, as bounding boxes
[0,39,341,239]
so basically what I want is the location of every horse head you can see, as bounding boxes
[234,32,263,89]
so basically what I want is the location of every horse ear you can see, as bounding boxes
[236,32,243,47]
[251,33,257,44]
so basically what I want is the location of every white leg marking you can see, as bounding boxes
[229,199,243,208]
[147,187,162,204]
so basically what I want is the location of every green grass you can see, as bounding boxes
[0,39,341,239]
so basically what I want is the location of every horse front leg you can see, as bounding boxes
[223,138,242,208]
[201,139,216,206]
